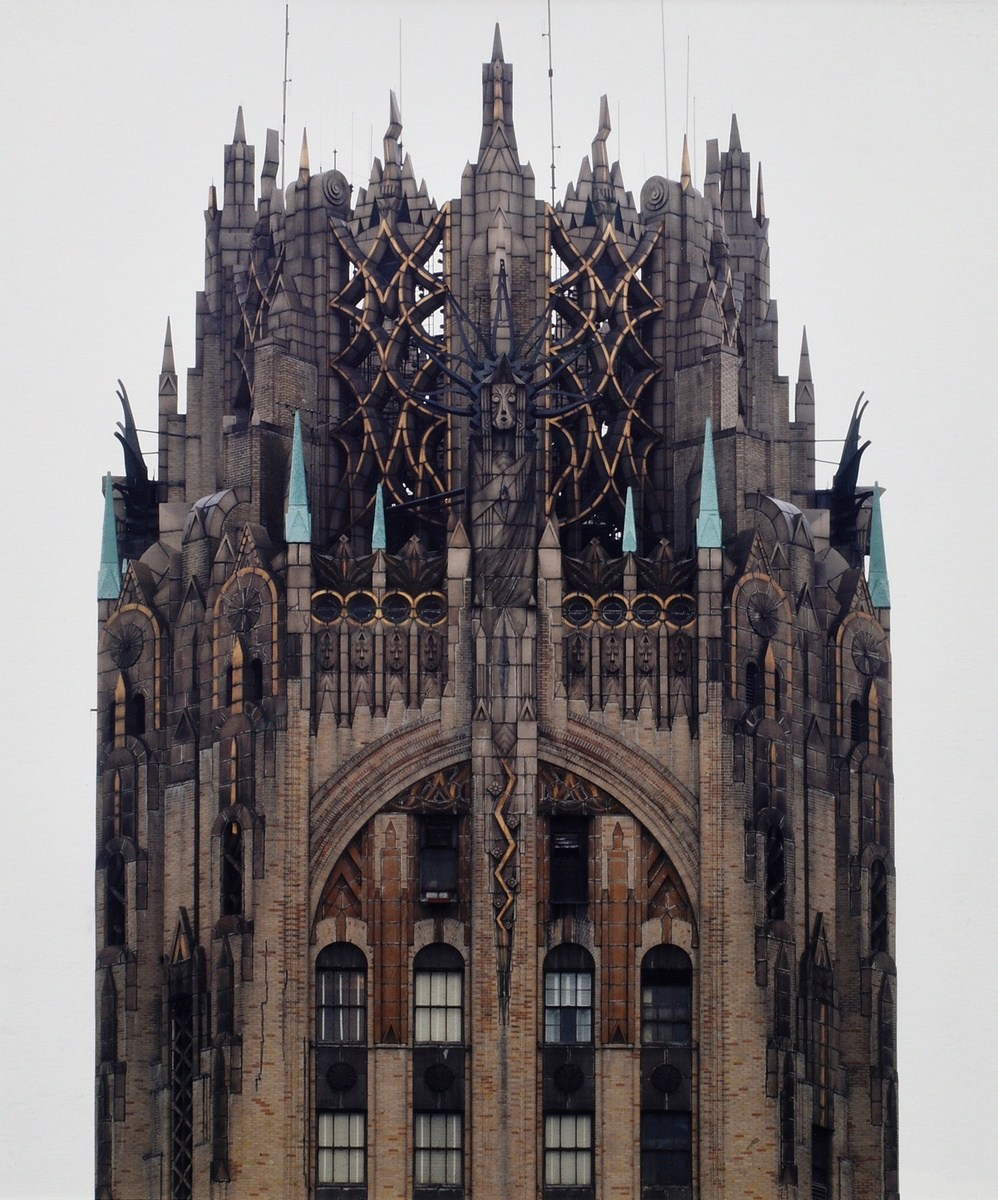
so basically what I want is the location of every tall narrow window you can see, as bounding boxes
[549,815,588,905]
[100,969,118,1063]
[414,1112,462,1186]
[774,945,792,1043]
[878,976,896,1077]
[640,1113,691,1189]
[419,814,459,903]
[544,1113,593,1187]
[870,860,889,956]
[811,1125,831,1200]
[246,657,264,704]
[779,1054,796,1182]
[316,944,366,1044]
[850,698,864,744]
[765,824,787,922]
[220,820,244,918]
[414,945,463,1043]
[105,852,126,946]
[544,945,594,1044]
[640,945,692,1045]
[170,992,195,1200]
[318,1111,366,1185]
[745,660,759,709]
[125,691,146,737]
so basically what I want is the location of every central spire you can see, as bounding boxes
[479,23,518,161]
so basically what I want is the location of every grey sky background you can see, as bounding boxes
[1,1,994,1196]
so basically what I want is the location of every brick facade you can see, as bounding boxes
[96,29,897,1200]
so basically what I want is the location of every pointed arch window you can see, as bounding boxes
[220,820,244,918]
[105,852,126,946]
[765,824,787,922]
[870,860,889,956]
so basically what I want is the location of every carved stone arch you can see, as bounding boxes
[727,570,794,708]
[212,566,280,709]
[309,723,472,916]
[103,601,165,730]
[538,718,699,917]
[834,610,890,741]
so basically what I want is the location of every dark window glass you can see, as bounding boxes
[221,821,243,917]
[641,945,692,1045]
[640,1112,692,1186]
[850,698,864,744]
[765,824,787,922]
[126,692,145,737]
[550,815,588,904]
[544,944,594,1044]
[105,853,126,946]
[812,1125,831,1199]
[246,658,264,704]
[870,860,889,955]
[316,944,366,1044]
[419,814,458,902]
[745,660,759,709]
[775,947,792,1042]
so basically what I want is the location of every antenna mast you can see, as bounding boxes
[546,0,557,205]
[280,5,290,191]
[659,0,670,177]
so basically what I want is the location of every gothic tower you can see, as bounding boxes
[95,29,897,1200]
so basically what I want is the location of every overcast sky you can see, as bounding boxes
[1,2,995,1197]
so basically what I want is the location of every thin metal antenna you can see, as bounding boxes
[685,35,691,140]
[617,99,621,169]
[546,0,557,205]
[659,0,670,177]
[399,18,403,111]
[280,5,290,191]
[692,95,697,185]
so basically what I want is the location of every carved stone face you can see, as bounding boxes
[491,383,517,431]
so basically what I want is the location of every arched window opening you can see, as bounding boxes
[870,860,889,956]
[100,969,117,1063]
[878,977,896,1077]
[774,946,792,1043]
[745,660,759,709]
[779,1054,796,1183]
[105,852,126,946]
[246,657,264,704]
[765,824,787,922]
[419,813,459,904]
[640,945,692,1046]
[220,821,244,918]
[316,944,367,1044]
[125,691,146,737]
[414,944,463,1043]
[544,944,594,1044]
[850,698,864,744]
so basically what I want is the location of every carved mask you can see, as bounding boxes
[491,383,517,431]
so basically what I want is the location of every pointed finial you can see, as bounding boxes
[492,22,504,61]
[284,411,312,544]
[728,113,741,152]
[622,487,637,553]
[299,128,310,182]
[233,106,246,143]
[798,327,811,384]
[388,90,402,140]
[372,483,387,552]
[207,183,218,219]
[598,94,611,141]
[98,473,122,600]
[161,319,175,374]
[756,162,766,221]
[867,483,891,608]
[696,419,723,549]
[680,135,692,191]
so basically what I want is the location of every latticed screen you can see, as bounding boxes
[414,970,462,1042]
[317,1111,365,1184]
[414,1113,462,1185]
[544,971,593,1043]
[169,995,194,1200]
[544,1113,593,1186]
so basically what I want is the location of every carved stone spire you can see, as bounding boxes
[592,94,612,206]
[479,24,518,161]
[284,411,312,544]
[696,418,722,549]
[868,484,891,608]
[381,90,403,205]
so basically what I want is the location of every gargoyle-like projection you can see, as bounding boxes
[113,382,158,562]
[830,393,872,559]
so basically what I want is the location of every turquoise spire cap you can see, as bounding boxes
[284,411,312,543]
[696,418,723,549]
[622,486,637,553]
[372,483,387,552]
[98,473,122,600]
[868,482,891,608]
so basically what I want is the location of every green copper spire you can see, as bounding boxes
[868,482,891,608]
[622,486,637,553]
[98,473,122,600]
[372,483,387,552]
[696,418,723,549]
[284,411,312,543]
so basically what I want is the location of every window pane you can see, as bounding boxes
[414,969,462,1043]
[318,1110,365,1184]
